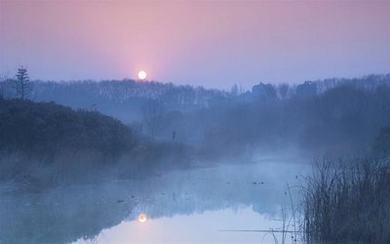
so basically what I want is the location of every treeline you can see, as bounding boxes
[155,83,390,158]
[2,73,389,124]
[0,99,134,186]
[0,77,229,122]
[2,73,389,156]
[0,98,194,188]
[2,73,390,157]
[374,127,390,156]
[0,99,135,159]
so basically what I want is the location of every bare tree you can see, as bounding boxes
[14,67,32,100]
[0,73,8,99]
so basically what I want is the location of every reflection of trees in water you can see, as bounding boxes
[1,161,306,244]
[134,162,305,220]
[0,184,136,244]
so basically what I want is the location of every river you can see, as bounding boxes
[1,155,310,244]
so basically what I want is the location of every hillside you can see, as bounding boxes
[0,99,137,187]
[0,99,135,158]
[0,99,194,189]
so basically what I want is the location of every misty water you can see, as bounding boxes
[1,154,309,244]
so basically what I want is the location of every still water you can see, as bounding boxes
[1,156,309,244]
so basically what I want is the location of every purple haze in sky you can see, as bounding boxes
[1,1,390,89]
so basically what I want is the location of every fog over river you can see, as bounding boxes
[1,154,309,244]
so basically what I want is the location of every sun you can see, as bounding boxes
[138,70,147,80]
[138,213,147,223]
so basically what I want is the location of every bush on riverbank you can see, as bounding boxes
[0,99,193,189]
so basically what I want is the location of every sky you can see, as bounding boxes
[1,1,390,89]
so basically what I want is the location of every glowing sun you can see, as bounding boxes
[138,213,147,223]
[138,70,147,80]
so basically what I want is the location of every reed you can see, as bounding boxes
[303,158,390,243]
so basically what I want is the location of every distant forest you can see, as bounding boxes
[1,74,390,156]
[1,73,390,188]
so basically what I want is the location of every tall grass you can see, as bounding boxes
[303,158,390,243]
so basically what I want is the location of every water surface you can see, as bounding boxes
[1,157,309,244]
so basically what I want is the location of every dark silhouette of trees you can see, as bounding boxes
[0,99,196,188]
[2,73,389,155]
[374,126,390,156]
[0,99,135,159]
[296,81,317,98]
[14,67,32,100]
[251,82,277,100]
[0,74,7,99]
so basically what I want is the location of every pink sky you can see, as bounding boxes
[1,1,390,89]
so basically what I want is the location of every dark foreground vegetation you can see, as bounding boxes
[0,99,191,190]
[304,158,390,244]
[302,125,390,243]
[0,98,134,160]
